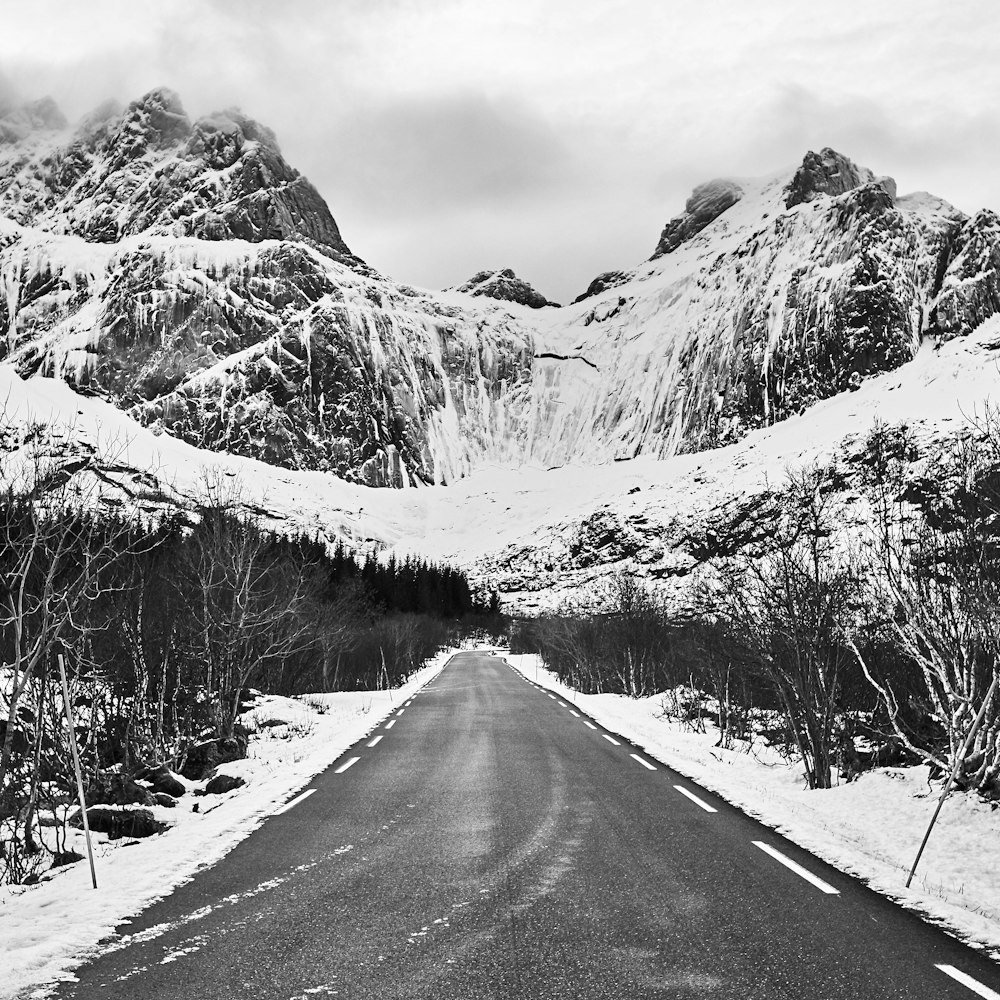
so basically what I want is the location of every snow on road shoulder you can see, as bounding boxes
[0,651,452,1000]
[505,652,1000,962]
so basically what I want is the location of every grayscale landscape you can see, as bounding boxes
[2,2,1000,997]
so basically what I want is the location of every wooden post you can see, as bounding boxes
[58,653,97,890]
[906,673,999,889]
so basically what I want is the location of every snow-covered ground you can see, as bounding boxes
[5,311,1000,610]
[0,651,452,1000]
[504,652,1000,963]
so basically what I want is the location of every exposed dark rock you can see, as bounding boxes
[51,849,85,868]
[180,735,248,781]
[651,179,743,258]
[454,268,559,308]
[784,147,877,209]
[204,773,246,795]
[152,792,178,807]
[85,772,156,808]
[932,209,1000,341]
[573,270,632,303]
[73,805,168,839]
[139,763,187,798]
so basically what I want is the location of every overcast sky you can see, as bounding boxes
[2,0,998,301]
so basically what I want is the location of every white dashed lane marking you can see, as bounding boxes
[584,721,598,730]
[335,756,361,774]
[673,785,717,813]
[273,789,315,815]
[384,720,396,730]
[602,734,621,746]
[367,735,383,747]
[570,711,580,718]
[630,753,656,771]
[752,841,839,895]
[936,965,1000,999]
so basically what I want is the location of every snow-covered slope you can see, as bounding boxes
[5,314,1000,608]
[4,90,1000,492]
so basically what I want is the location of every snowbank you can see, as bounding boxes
[505,652,1000,962]
[0,651,452,999]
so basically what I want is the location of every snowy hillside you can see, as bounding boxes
[5,311,1000,608]
[4,90,1000,493]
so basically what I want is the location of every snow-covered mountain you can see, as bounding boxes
[4,88,999,490]
[3,87,1000,602]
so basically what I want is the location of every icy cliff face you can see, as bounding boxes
[2,89,1000,488]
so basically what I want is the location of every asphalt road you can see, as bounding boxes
[38,652,1000,999]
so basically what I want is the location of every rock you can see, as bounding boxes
[651,179,743,258]
[139,763,187,798]
[51,850,85,868]
[784,147,877,209]
[180,735,249,781]
[453,268,560,308]
[573,270,632,303]
[73,806,168,839]
[931,209,1000,341]
[204,774,246,795]
[152,792,178,808]
[86,772,156,808]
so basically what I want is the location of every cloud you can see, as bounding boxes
[1,0,999,300]
[320,92,572,218]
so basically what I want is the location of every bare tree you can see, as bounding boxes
[178,493,317,738]
[851,423,1000,793]
[720,464,859,789]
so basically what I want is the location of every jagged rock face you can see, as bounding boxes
[0,224,536,486]
[0,89,359,266]
[4,106,1000,489]
[784,147,876,208]
[541,161,976,459]
[572,269,632,304]
[453,268,559,308]
[651,179,743,258]
[932,209,1000,340]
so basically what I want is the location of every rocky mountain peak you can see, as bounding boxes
[105,87,192,170]
[0,87,361,265]
[651,178,744,259]
[453,268,559,308]
[783,147,881,208]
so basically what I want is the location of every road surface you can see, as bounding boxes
[38,651,1000,999]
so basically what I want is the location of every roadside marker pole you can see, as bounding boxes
[907,673,999,889]
[58,653,97,890]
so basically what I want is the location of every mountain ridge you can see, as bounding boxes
[2,88,999,493]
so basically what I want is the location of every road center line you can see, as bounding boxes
[673,785,718,813]
[569,710,580,718]
[273,788,315,815]
[547,694,556,700]
[752,841,839,894]
[584,721,598,730]
[557,701,567,707]
[384,720,396,729]
[630,753,656,770]
[367,735,383,747]
[396,708,405,715]
[334,756,361,774]
[602,734,621,746]
[935,965,1000,999]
